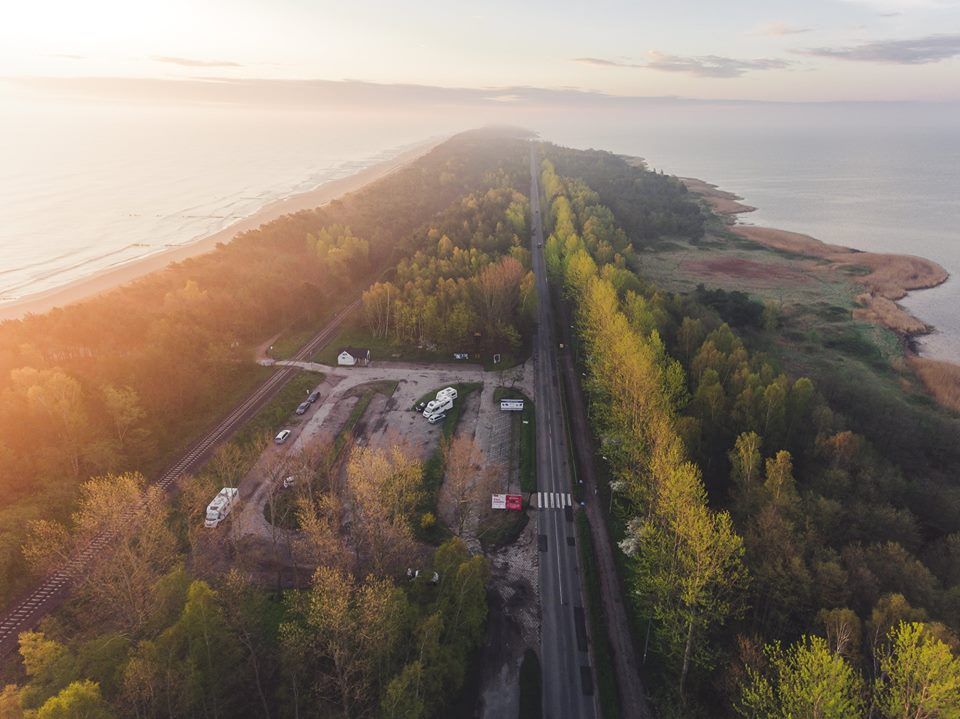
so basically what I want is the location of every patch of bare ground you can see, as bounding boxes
[732,225,947,296]
[682,177,756,216]
[732,225,948,335]
[681,256,810,285]
[478,518,541,719]
[908,356,960,413]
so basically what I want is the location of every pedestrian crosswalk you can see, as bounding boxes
[533,491,573,509]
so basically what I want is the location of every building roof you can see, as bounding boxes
[338,347,371,358]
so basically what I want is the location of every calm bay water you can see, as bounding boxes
[532,105,960,362]
[1,95,958,363]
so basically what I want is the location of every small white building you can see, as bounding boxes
[337,347,371,367]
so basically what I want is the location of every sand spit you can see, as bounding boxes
[682,179,959,413]
[730,225,948,303]
[682,177,949,336]
[681,177,756,216]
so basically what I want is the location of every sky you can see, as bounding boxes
[2,0,960,103]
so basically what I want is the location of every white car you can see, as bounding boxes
[427,412,446,425]
[282,475,295,489]
[274,429,291,444]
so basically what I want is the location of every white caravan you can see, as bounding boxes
[204,488,239,528]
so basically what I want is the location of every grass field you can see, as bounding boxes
[313,318,456,365]
[493,387,536,493]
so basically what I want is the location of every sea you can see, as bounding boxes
[2,93,958,362]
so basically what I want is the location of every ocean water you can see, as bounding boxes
[531,104,960,363]
[0,99,457,305]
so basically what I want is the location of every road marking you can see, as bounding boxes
[533,492,572,510]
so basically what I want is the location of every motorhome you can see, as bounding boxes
[423,396,453,417]
[204,488,239,528]
[435,387,458,402]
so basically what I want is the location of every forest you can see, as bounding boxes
[361,186,535,354]
[0,128,532,717]
[540,149,960,718]
[0,127,529,608]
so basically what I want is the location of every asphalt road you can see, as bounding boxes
[0,298,360,663]
[530,144,598,719]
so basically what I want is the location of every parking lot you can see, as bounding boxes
[232,358,534,545]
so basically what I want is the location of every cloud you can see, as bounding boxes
[151,56,242,68]
[753,21,813,36]
[573,57,643,68]
[48,53,86,60]
[798,33,960,63]
[574,53,789,78]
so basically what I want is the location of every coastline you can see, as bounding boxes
[0,138,444,322]
[681,176,960,413]
[681,177,949,335]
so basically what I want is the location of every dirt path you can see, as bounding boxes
[479,520,541,719]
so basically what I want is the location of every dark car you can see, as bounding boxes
[307,391,321,404]
[295,401,310,415]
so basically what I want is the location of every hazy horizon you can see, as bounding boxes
[4,0,960,103]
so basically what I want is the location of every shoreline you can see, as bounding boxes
[682,175,960,413]
[680,177,949,336]
[0,138,444,322]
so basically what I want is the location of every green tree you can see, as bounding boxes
[35,680,114,719]
[738,635,865,719]
[874,622,960,719]
[380,662,427,719]
[101,384,147,451]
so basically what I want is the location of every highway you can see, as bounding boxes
[529,144,598,719]
[0,298,360,663]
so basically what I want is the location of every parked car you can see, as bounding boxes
[295,401,310,415]
[415,401,427,412]
[274,429,291,444]
[282,475,295,489]
[427,412,446,425]
[308,391,321,404]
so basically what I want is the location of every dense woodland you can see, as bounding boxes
[361,185,535,354]
[541,148,960,717]
[0,128,532,717]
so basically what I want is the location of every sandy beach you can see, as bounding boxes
[0,138,443,322]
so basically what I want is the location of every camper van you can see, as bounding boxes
[423,396,453,417]
[435,387,458,402]
[204,488,239,528]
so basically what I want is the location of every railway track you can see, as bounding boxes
[0,298,359,661]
